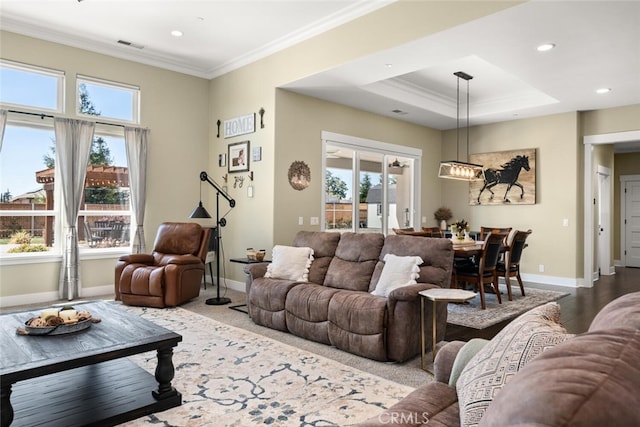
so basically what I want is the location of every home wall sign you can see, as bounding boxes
[224,113,255,138]
[469,148,536,205]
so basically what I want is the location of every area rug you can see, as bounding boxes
[119,305,414,427]
[446,285,569,329]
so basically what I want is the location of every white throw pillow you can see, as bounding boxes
[371,253,423,297]
[264,245,314,281]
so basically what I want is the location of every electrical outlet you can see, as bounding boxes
[422,216,427,224]
[310,217,319,225]
[539,264,545,272]
[562,218,569,227]
[298,216,303,225]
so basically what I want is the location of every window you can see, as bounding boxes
[77,75,139,124]
[0,65,137,259]
[0,124,57,256]
[323,132,421,235]
[78,133,131,250]
[0,59,64,113]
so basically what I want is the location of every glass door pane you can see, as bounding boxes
[359,152,384,233]
[325,145,354,231]
[388,156,414,232]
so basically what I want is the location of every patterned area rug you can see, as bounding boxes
[119,306,413,427]
[447,285,569,329]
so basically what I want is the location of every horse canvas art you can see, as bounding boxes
[469,149,536,205]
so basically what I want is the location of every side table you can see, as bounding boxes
[419,288,476,372]
[229,257,271,314]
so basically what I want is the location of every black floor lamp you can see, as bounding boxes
[190,171,235,305]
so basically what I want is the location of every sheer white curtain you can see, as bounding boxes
[0,109,7,152]
[55,118,94,300]
[124,126,149,253]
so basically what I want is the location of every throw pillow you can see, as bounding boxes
[456,302,572,427]
[371,253,423,297]
[448,338,490,387]
[264,245,314,281]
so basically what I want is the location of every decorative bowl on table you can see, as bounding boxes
[18,306,98,336]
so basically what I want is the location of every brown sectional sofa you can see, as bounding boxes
[357,291,640,427]
[243,231,454,362]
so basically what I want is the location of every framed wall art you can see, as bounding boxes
[228,140,250,173]
[252,146,262,162]
[469,148,536,205]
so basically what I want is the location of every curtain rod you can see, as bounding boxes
[7,109,126,128]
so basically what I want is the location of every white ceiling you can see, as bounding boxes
[1,0,639,149]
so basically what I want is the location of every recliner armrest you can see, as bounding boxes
[118,253,154,264]
[162,254,202,265]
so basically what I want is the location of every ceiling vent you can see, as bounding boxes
[117,40,144,49]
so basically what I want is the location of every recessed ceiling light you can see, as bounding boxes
[171,30,183,37]
[385,63,393,68]
[596,88,612,94]
[537,43,556,52]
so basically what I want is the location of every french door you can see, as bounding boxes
[322,131,421,235]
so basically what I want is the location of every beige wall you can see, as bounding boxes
[204,0,520,282]
[273,89,442,246]
[441,113,582,282]
[0,31,209,301]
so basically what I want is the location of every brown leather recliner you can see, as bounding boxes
[115,222,211,308]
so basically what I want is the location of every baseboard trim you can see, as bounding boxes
[519,273,582,288]
[0,285,115,309]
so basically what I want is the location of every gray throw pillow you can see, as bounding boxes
[448,338,489,387]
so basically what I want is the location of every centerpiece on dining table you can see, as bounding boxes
[450,219,472,243]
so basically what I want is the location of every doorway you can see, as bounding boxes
[584,130,640,286]
[597,166,612,276]
[621,176,640,268]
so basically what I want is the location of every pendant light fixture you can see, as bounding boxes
[438,71,484,181]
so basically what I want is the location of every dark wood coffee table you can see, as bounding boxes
[0,301,182,427]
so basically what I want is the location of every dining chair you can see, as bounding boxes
[497,229,532,301]
[454,232,504,309]
[480,226,512,244]
[109,222,125,245]
[83,222,104,247]
[421,226,444,237]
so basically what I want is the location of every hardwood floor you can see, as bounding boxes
[445,266,640,342]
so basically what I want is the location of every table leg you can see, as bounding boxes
[420,296,425,371]
[432,299,438,362]
[152,346,178,400]
[1,384,13,427]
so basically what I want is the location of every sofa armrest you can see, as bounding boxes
[243,262,269,280]
[433,340,466,384]
[387,282,440,301]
